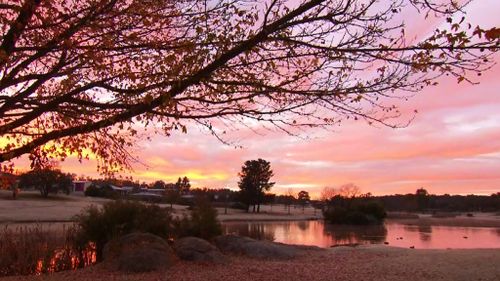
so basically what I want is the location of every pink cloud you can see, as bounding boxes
[9,0,500,197]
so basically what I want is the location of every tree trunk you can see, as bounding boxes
[40,185,49,198]
[257,204,260,213]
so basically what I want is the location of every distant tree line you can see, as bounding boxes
[9,160,499,215]
[378,189,500,213]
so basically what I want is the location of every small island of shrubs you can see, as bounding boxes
[323,196,387,225]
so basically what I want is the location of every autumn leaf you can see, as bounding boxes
[485,28,500,41]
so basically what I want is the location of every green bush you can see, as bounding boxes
[358,201,387,221]
[323,200,386,225]
[74,200,173,261]
[174,198,222,240]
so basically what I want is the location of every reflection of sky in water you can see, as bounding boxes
[222,221,500,249]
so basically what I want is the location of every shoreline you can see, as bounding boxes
[3,216,500,227]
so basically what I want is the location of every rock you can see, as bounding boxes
[173,237,227,264]
[214,235,298,260]
[103,232,176,272]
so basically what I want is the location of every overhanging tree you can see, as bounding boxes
[0,0,499,172]
[238,158,275,212]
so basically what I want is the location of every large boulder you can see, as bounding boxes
[103,232,176,272]
[173,237,227,264]
[214,235,298,260]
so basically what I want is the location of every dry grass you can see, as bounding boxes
[0,224,95,277]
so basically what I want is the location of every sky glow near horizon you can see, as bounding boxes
[10,0,500,198]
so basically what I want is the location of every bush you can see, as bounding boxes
[175,198,222,240]
[323,200,386,225]
[84,184,118,199]
[74,200,173,261]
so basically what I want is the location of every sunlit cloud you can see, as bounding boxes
[5,0,500,197]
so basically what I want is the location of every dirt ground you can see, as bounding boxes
[2,246,499,281]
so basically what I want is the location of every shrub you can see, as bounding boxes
[74,200,173,261]
[83,184,103,197]
[323,200,386,225]
[84,184,118,199]
[175,198,222,240]
[358,201,387,221]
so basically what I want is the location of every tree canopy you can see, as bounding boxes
[0,0,498,172]
[175,176,191,194]
[18,167,73,197]
[238,158,274,212]
[298,190,310,203]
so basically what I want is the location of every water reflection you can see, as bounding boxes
[323,224,387,245]
[418,225,432,242]
[403,225,432,242]
[297,221,309,231]
[222,220,500,249]
[224,222,275,241]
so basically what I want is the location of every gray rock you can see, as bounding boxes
[214,235,299,260]
[103,232,176,272]
[173,236,227,263]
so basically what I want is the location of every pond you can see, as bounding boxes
[222,220,500,249]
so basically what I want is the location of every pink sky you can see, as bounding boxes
[11,0,500,198]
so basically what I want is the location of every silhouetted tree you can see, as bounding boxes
[18,168,73,197]
[181,176,191,194]
[152,180,167,189]
[320,187,338,202]
[338,183,361,198]
[297,190,310,212]
[238,159,274,213]
[416,188,429,211]
[175,176,191,194]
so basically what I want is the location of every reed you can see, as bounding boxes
[0,224,95,277]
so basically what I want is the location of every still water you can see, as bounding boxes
[222,220,500,249]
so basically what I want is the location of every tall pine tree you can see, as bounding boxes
[238,159,274,213]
